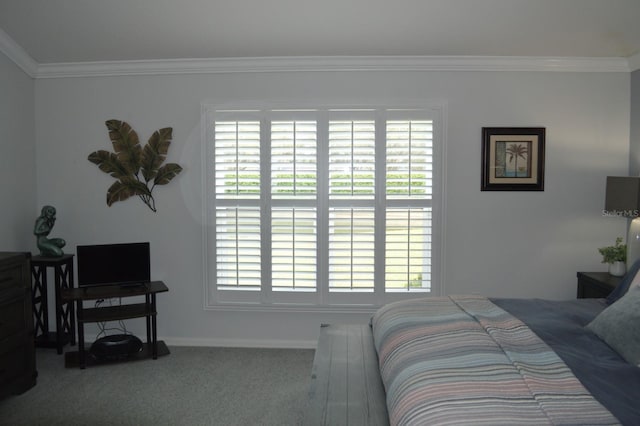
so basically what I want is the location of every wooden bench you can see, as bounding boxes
[304,324,389,426]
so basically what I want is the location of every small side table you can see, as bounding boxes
[31,254,76,353]
[576,271,621,299]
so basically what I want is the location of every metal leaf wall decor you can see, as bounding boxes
[88,120,183,212]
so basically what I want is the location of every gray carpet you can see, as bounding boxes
[0,346,315,426]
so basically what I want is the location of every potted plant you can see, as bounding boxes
[598,237,627,276]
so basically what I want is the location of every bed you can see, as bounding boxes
[305,268,640,426]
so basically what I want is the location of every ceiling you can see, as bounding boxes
[1,0,640,65]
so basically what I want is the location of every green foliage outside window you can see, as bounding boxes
[224,173,427,194]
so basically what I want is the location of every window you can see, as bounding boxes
[204,106,443,310]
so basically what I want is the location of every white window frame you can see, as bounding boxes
[202,102,445,312]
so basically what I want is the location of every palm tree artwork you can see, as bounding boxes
[88,120,183,212]
[504,142,530,177]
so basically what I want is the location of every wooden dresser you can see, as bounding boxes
[0,252,37,399]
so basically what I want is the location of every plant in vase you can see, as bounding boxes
[598,237,627,276]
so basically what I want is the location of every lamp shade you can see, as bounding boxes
[604,176,640,216]
[604,176,640,268]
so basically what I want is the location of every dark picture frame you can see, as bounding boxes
[481,127,545,191]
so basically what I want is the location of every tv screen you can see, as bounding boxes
[77,242,150,287]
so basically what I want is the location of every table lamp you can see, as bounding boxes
[604,176,640,267]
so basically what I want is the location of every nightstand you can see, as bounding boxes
[576,272,622,298]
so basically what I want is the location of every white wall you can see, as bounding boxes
[0,51,36,251]
[33,69,630,347]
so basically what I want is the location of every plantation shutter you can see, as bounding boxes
[215,121,261,199]
[214,120,261,292]
[271,120,318,291]
[385,120,433,292]
[215,207,261,289]
[328,120,376,291]
[272,208,317,290]
[385,208,431,291]
[328,120,375,198]
[328,208,375,291]
[206,107,441,308]
[271,121,317,198]
[386,120,433,199]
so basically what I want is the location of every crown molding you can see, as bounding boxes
[0,28,632,79]
[35,55,631,79]
[0,27,38,78]
[0,22,633,78]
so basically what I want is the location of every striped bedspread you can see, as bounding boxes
[371,295,619,426]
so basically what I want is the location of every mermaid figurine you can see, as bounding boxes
[34,205,66,257]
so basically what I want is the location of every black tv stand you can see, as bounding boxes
[118,282,147,289]
[61,281,169,368]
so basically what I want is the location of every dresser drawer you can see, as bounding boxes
[0,293,27,340]
[0,252,35,399]
[0,264,24,291]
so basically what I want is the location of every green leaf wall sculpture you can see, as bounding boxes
[88,120,183,212]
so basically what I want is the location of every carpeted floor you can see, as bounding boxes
[0,346,315,426]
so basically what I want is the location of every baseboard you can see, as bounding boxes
[78,333,317,350]
[164,336,317,349]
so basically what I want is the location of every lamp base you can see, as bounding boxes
[627,217,640,269]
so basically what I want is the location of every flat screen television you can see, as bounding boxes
[76,242,150,287]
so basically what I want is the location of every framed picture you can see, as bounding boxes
[481,127,545,191]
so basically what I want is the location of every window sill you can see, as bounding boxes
[204,301,382,314]
[204,291,435,314]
